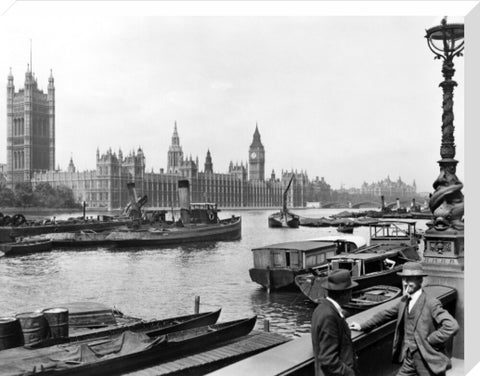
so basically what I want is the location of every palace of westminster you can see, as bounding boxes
[2,66,417,210]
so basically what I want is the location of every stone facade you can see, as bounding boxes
[31,125,307,210]
[347,176,417,197]
[6,67,55,187]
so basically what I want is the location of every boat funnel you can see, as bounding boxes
[127,182,139,203]
[381,195,386,210]
[178,179,191,224]
[396,198,401,210]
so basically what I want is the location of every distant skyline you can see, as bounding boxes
[0,5,468,192]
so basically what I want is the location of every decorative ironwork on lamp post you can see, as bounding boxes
[424,17,464,266]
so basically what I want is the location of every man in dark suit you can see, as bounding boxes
[311,269,359,376]
[349,262,458,376]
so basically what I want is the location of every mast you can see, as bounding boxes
[283,174,294,212]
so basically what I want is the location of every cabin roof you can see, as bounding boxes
[306,235,367,249]
[252,241,337,252]
[328,250,399,262]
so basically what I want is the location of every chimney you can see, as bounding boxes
[127,182,138,203]
[381,195,386,210]
[178,179,191,223]
[396,198,401,209]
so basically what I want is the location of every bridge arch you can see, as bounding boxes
[351,202,380,209]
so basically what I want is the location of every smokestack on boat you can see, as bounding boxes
[381,195,386,211]
[396,198,401,210]
[178,180,191,224]
[127,182,139,203]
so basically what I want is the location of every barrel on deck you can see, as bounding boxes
[43,308,69,339]
[0,317,23,350]
[15,312,48,346]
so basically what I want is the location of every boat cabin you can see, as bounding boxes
[369,220,418,247]
[251,238,365,271]
[143,210,168,223]
[327,250,404,278]
[188,203,220,224]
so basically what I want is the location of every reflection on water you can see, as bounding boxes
[0,209,429,338]
[250,288,314,337]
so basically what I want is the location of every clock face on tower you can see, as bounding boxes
[250,152,257,159]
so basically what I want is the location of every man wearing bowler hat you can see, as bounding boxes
[349,262,458,376]
[311,269,359,376]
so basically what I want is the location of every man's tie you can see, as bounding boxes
[405,295,412,313]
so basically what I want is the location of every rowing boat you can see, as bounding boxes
[0,316,257,376]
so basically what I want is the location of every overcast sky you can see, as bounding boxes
[0,3,470,192]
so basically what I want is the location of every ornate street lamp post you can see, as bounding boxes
[424,17,464,268]
[423,16,464,359]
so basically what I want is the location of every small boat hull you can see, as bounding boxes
[249,268,298,291]
[2,317,257,376]
[286,214,300,228]
[268,215,283,228]
[295,265,404,303]
[107,217,242,247]
[0,239,53,256]
[337,225,354,234]
[33,308,222,348]
[343,285,402,315]
[0,220,130,243]
[268,212,299,228]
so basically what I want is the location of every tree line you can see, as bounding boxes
[0,182,81,208]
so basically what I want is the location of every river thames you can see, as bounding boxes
[0,208,429,338]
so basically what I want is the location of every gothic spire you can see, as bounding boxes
[250,123,263,148]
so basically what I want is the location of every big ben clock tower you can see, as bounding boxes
[248,124,265,181]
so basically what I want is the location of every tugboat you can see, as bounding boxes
[105,180,242,247]
[22,180,242,249]
[268,175,300,228]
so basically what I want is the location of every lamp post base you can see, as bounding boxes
[423,228,464,359]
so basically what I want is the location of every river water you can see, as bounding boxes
[0,208,429,338]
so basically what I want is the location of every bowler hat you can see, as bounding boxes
[397,262,428,277]
[321,269,358,291]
